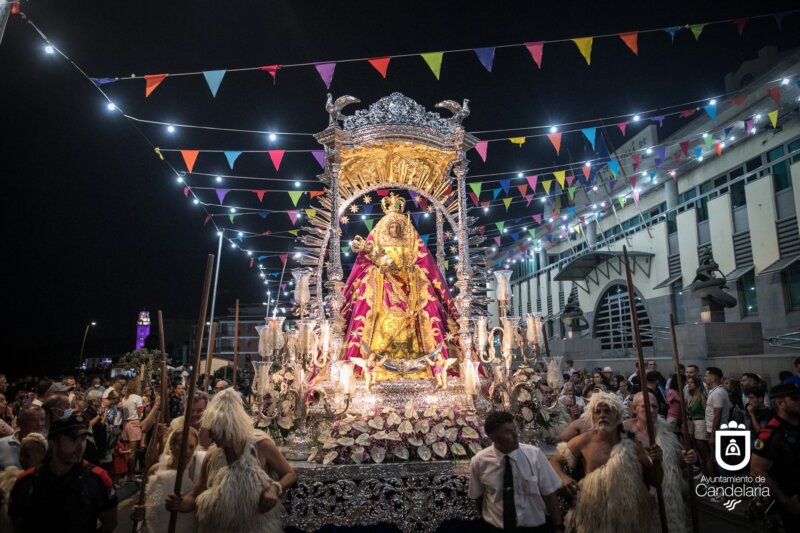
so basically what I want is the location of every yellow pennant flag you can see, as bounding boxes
[509,137,526,146]
[503,198,513,211]
[288,230,299,236]
[304,208,317,219]
[542,180,552,194]
[421,52,444,79]
[574,224,582,234]
[768,110,778,128]
[572,37,593,65]
[154,147,164,160]
[553,170,566,189]
[444,260,449,271]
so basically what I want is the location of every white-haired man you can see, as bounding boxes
[549,391,662,533]
[166,388,297,533]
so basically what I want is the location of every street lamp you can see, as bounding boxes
[79,322,97,368]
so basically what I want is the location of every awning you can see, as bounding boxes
[758,255,800,276]
[553,251,654,283]
[653,273,682,290]
[725,264,754,282]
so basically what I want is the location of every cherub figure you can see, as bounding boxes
[351,345,385,390]
[427,352,457,389]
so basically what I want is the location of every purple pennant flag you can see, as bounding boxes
[258,211,269,219]
[216,188,231,204]
[650,115,665,127]
[90,77,119,86]
[411,213,422,226]
[655,146,666,167]
[409,190,419,206]
[362,204,374,215]
[315,62,336,89]
[311,150,325,169]
[473,47,496,72]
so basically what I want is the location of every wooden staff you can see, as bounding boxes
[622,246,669,533]
[670,312,700,533]
[168,254,214,533]
[202,323,217,392]
[130,310,170,533]
[158,310,169,424]
[232,299,240,389]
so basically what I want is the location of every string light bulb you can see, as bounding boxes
[106,102,116,111]
[216,176,222,182]
[44,45,54,54]
[268,133,277,141]
[549,126,558,133]
[709,99,717,106]
[633,114,641,122]
[193,198,199,204]
[167,125,175,133]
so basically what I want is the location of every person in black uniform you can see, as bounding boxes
[750,382,800,528]
[8,413,118,532]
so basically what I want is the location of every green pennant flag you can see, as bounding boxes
[528,229,536,239]
[421,52,444,79]
[618,196,627,208]
[568,186,577,200]
[288,191,303,206]
[495,221,505,232]
[341,245,350,253]
[365,219,374,231]
[689,24,705,40]
[703,134,713,150]
[503,198,513,211]
[469,182,482,197]
[229,214,236,224]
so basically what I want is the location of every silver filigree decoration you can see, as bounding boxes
[343,93,457,134]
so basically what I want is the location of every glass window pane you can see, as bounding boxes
[740,270,758,316]
[746,156,762,174]
[789,138,800,163]
[768,146,790,191]
[787,263,800,309]
[671,281,685,324]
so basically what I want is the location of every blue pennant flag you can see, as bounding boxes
[664,27,680,42]
[581,128,597,150]
[363,204,374,215]
[224,151,242,169]
[511,233,520,242]
[492,188,502,200]
[703,105,717,121]
[473,47,496,72]
[420,234,430,246]
[258,211,269,219]
[499,179,511,195]
[203,70,227,97]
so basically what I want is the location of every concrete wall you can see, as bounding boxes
[677,208,700,289]
[708,193,736,275]
[746,175,780,274]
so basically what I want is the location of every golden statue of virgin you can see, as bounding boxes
[342,193,459,380]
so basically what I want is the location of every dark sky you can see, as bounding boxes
[2,0,799,376]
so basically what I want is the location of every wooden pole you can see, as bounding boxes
[670,313,700,533]
[232,299,239,389]
[158,310,169,424]
[203,323,217,392]
[131,310,167,533]
[622,246,669,533]
[168,254,214,533]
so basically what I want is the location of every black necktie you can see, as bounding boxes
[504,455,517,531]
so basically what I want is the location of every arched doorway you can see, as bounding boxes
[592,283,653,350]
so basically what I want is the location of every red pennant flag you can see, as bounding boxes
[767,87,781,106]
[735,18,748,35]
[546,133,562,155]
[474,140,488,162]
[367,57,391,78]
[619,32,638,55]
[180,150,200,173]
[468,192,479,207]
[715,143,723,156]
[249,258,254,268]
[268,150,285,171]
[679,108,697,118]
[731,95,747,105]
[309,190,325,199]
[252,189,267,202]
[582,165,591,182]
[632,153,641,171]
[516,184,528,198]
[259,65,282,83]
[680,141,689,157]
[480,201,491,208]
[144,74,168,97]
[204,214,212,225]
[183,186,189,197]
[630,175,637,188]
[525,42,544,69]
[279,254,288,265]
[617,122,629,135]
[673,151,681,162]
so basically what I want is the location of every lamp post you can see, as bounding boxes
[79,321,97,369]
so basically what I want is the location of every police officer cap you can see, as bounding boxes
[769,381,800,400]
[48,414,92,439]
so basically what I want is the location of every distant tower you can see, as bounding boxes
[136,311,151,350]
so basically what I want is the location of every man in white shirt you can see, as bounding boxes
[102,376,127,399]
[704,367,731,447]
[469,411,564,532]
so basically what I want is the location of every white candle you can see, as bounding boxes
[320,320,331,354]
[477,316,488,350]
[493,270,512,302]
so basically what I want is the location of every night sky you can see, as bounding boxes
[3,0,799,376]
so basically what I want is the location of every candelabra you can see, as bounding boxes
[253,315,287,422]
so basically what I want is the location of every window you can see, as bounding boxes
[739,270,759,316]
[790,138,800,164]
[767,146,790,191]
[697,180,716,222]
[592,283,654,350]
[746,155,762,174]
[667,212,677,234]
[671,281,685,325]
[730,167,746,208]
[786,263,800,310]
[714,175,728,194]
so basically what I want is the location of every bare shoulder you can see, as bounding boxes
[567,430,592,452]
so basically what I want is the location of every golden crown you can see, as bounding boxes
[381,193,406,214]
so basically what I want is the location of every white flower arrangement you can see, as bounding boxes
[308,403,490,465]
[254,367,298,437]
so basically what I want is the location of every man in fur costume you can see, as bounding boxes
[165,388,297,533]
[549,391,663,533]
[624,392,696,533]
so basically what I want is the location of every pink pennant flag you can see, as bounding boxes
[252,189,267,202]
[204,214,212,225]
[526,175,539,191]
[525,194,534,206]
[279,254,289,265]
[259,65,282,83]
[633,190,640,204]
[532,214,542,224]
[268,150,285,171]
[287,211,300,224]
[376,189,390,196]
[617,122,628,135]
[525,42,544,69]
[183,186,189,197]
[474,140,488,162]
[566,175,575,186]
[631,153,641,172]
[494,236,502,247]
[315,62,336,89]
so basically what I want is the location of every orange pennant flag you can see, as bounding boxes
[619,32,638,55]
[547,133,562,155]
[309,190,325,199]
[516,184,528,198]
[542,180,552,194]
[368,57,391,78]
[572,37,593,65]
[553,170,566,189]
[144,74,168,97]
[180,150,200,173]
